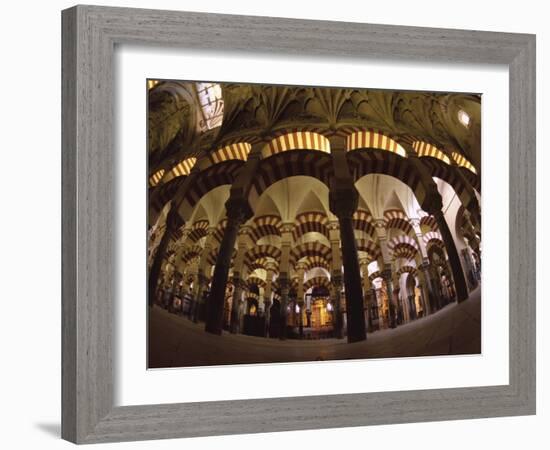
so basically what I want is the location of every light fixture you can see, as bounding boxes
[295,304,300,314]
[326,302,333,312]
[458,109,470,127]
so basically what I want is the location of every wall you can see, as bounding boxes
[0,0,546,449]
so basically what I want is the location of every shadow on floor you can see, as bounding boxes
[35,422,60,438]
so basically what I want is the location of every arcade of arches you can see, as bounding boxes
[147,80,482,367]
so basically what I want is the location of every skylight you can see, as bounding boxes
[195,83,223,131]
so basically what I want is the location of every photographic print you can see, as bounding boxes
[147,80,481,368]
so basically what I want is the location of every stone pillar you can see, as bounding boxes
[329,138,366,343]
[278,277,290,340]
[190,226,217,322]
[359,258,374,332]
[382,266,397,328]
[204,196,253,335]
[330,276,343,338]
[278,224,293,340]
[328,221,343,338]
[431,210,469,302]
[229,231,251,333]
[329,188,366,343]
[296,263,306,338]
[230,276,245,333]
[148,205,183,306]
[263,262,276,337]
[416,265,432,316]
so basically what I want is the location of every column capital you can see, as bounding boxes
[329,186,359,218]
[280,222,295,235]
[409,217,421,229]
[373,218,387,230]
[331,273,343,287]
[328,220,340,231]
[359,257,370,268]
[265,261,278,273]
[225,196,253,224]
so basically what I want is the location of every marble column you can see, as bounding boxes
[148,205,182,306]
[360,258,374,332]
[382,266,397,328]
[330,275,344,339]
[263,262,276,337]
[192,226,217,322]
[296,263,306,338]
[204,196,253,335]
[278,224,293,340]
[278,277,290,340]
[329,188,366,343]
[229,233,250,333]
[431,210,469,302]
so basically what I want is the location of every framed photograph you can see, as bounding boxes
[62,5,535,444]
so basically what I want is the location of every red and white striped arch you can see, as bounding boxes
[293,212,330,240]
[209,142,252,165]
[345,129,407,157]
[304,276,331,291]
[262,131,330,158]
[356,239,382,263]
[396,265,418,277]
[419,215,439,232]
[451,151,477,174]
[388,235,419,261]
[249,215,283,243]
[412,141,451,165]
[290,242,332,267]
[353,209,376,237]
[149,169,165,187]
[384,209,414,235]
[244,245,282,268]
[187,220,209,243]
[180,245,204,264]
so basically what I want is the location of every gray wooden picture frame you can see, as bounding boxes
[61,4,536,444]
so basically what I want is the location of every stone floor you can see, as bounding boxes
[148,287,481,368]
